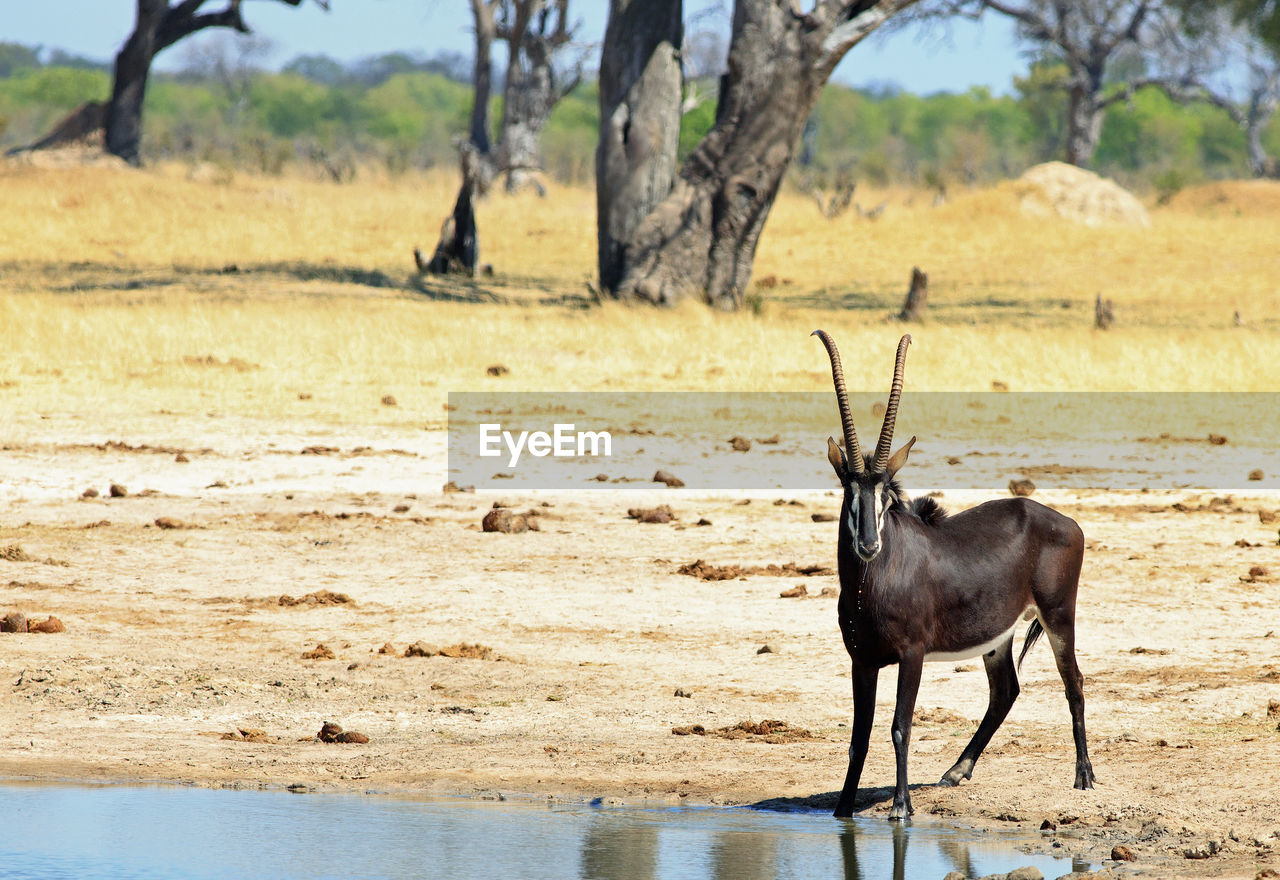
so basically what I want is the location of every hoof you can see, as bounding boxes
[888,798,913,821]
[1074,763,1097,790]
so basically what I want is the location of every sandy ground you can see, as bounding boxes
[2,412,1279,879]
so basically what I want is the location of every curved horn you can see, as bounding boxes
[811,329,865,475]
[873,334,912,472]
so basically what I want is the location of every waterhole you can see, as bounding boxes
[0,783,1087,879]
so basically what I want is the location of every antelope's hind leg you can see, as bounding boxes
[1044,623,1095,789]
[940,634,1018,786]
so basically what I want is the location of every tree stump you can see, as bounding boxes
[421,147,482,277]
[897,267,928,321]
[1094,293,1114,330]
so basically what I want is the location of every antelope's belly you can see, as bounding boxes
[924,623,1017,663]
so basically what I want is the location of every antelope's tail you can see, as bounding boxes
[1017,618,1045,672]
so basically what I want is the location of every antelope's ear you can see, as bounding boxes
[885,435,916,478]
[826,436,846,480]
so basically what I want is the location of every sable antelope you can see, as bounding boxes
[812,331,1095,820]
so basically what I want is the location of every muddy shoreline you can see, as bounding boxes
[2,419,1278,879]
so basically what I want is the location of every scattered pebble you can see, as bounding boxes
[673,687,692,698]
[1111,844,1135,861]
[728,436,752,452]
[318,721,369,744]
[28,615,65,634]
[1248,469,1264,481]
[779,585,807,598]
[301,643,335,660]
[404,641,436,658]
[442,481,475,493]
[652,469,685,488]
[757,643,778,655]
[811,513,837,523]
[485,364,509,377]
[628,505,675,524]
[2,612,29,633]
[482,508,537,533]
[81,487,100,498]
[109,483,128,498]
[1009,478,1036,497]
[381,394,398,407]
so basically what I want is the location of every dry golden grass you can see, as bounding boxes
[2,157,1278,425]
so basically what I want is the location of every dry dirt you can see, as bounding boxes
[2,413,1279,879]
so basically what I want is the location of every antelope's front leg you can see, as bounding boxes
[889,651,924,820]
[834,664,878,818]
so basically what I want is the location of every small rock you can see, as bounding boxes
[482,508,530,533]
[381,394,398,407]
[1007,868,1043,880]
[674,687,693,698]
[1183,840,1220,859]
[1,612,29,633]
[728,435,752,452]
[1040,818,1057,831]
[591,473,609,482]
[628,506,675,524]
[1009,478,1036,497]
[109,483,128,498]
[695,518,712,526]
[486,364,509,377]
[653,469,685,488]
[779,585,807,598]
[943,872,966,880]
[442,481,475,494]
[1208,433,1228,445]
[1111,844,1135,861]
[811,513,837,523]
[301,643,335,660]
[28,615,65,634]
[757,644,778,655]
[154,517,188,530]
[175,452,190,463]
[317,722,367,744]
[1249,469,1265,481]
[818,586,839,598]
[81,487,99,498]
[378,642,395,655]
[991,380,1009,392]
[671,725,707,736]
[404,641,436,658]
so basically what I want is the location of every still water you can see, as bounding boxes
[0,784,1086,880]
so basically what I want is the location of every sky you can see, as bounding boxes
[5,1,1027,96]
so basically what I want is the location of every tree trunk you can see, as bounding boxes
[1064,71,1105,168]
[1245,104,1277,177]
[599,0,913,309]
[469,0,496,155]
[105,0,166,165]
[595,0,684,295]
[500,37,556,194]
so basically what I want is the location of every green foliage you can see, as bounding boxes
[0,43,1270,187]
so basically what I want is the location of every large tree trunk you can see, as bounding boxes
[500,36,556,193]
[496,0,578,194]
[103,0,306,166]
[1064,68,1105,168]
[595,0,684,294]
[600,0,912,309]
[106,0,166,165]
